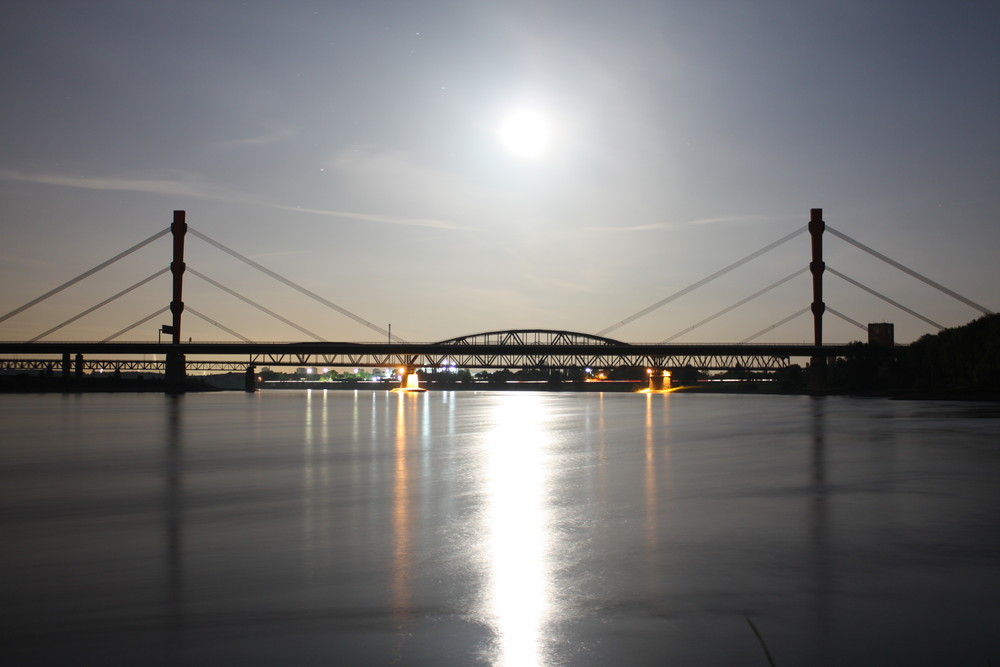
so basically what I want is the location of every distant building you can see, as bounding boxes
[868,323,894,347]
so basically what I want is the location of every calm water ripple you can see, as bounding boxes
[1,391,998,665]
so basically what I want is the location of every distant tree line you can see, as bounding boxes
[826,313,1000,396]
[896,313,1000,394]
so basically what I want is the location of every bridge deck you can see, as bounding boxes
[1,341,856,372]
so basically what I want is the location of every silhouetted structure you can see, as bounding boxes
[164,211,187,393]
[809,208,827,392]
[868,323,894,348]
[0,208,992,393]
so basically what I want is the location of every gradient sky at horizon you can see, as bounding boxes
[1,0,997,344]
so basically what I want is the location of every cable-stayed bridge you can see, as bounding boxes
[0,209,991,390]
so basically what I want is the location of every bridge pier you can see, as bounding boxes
[62,352,71,381]
[74,353,83,379]
[165,353,186,393]
[647,368,672,391]
[395,367,426,392]
[400,368,417,390]
[165,211,188,394]
[244,365,257,392]
[808,208,827,393]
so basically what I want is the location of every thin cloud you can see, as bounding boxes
[275,204,472,231]
[588,222,674,233]
[687,214,777,226]
[243,249,308,260]
[588,213,787,233]
[0,169,470,232]
[0,169,248,202]
[209,125,296,151]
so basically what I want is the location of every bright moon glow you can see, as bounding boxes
[498,108,551,159]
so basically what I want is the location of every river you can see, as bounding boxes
[1,390,997,665]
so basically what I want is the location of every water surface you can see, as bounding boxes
[1,391,997,665]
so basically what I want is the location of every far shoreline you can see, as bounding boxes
[4,374,997,402]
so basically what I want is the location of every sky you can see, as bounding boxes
[1,0,997,345]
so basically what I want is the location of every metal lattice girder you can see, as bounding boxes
[240,350,793,371]
[0,359,166,372]
[0,359,64,371]
[0,358,260,372]
[435,329,626,347]
[1,333,855,374]
[2,353,788,372]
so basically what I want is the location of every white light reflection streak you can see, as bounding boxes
[321,389,329,448]
[643,393,671,603]
[644,393,657,548]
[597,393,608,504]
[483,396,552,667]
[303,391,332,582]
[392,393,416,624]
[644,393,659,597]
[303,390,318,578]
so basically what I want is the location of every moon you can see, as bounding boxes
[498,108,552,159]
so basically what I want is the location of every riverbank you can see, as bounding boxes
[4,372,998,400]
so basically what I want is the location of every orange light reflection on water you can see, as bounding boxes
[642,392,672,605]
[391,392,417,623]
[636,386,682,394]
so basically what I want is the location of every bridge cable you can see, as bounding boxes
[598,227,806,336]
[827,266,944,330]
[0,228,170,325]
[826,225,991,315]
[187,228,403,341]
[661,267,809,343]
[29,268,170,342]
[826,307,867,331]
[186,307,252,343]
[102,306,169,342]
[188,268,326,342]
[741,307,810,343]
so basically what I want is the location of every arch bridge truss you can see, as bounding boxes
[0,330,847,374]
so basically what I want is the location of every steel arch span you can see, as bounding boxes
[434,329,628,347]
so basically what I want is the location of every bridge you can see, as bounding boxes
[0,209,990,391]
[0,335,844,373]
